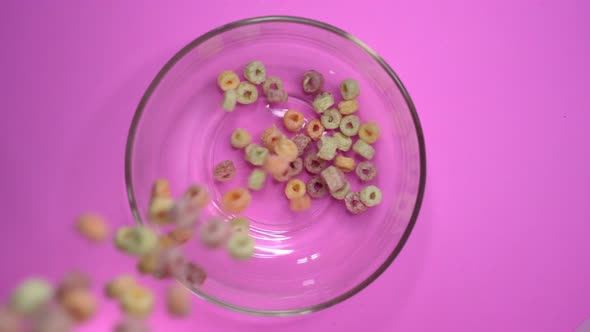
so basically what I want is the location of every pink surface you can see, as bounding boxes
[0,1,589,331]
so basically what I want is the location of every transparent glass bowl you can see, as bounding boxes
[125,16,426,316]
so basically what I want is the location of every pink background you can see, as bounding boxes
[1,1,589,331]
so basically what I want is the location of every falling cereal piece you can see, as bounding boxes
[358,121,381,144]
[31,305,72,332]
[360,185,383,207]
[292,134,311,156]
[151,179,171,198]
[212,160,236,182]
[334,155,356,173]
[289,195,311,212]
[76,213,109,243]
[285,179,306,199]
[59,288,97,322]
[229,217,250,233]
[302,70,324,94]
[10,278,54,315]
[166,284,191,317]
[217,70,240,91]
[105,275,136,300]
[222,188,252,214]
[236,82,258,104]
[177,262,207,288]
[244,61,266,84]
[120,285,154,319]
[312,91,334,114]
[56,271,91,300]
[307,176,328,199]
[114,227,159,256]
[320,166,347,193]
[330,181,351,200]
[0,306,23,332]
[340,79,360,100]
[345,192,368,214]
[356,161,377,182]
[230,128,252,149]
[226,233,256,260]
[168,228,194,245]
[352,139,375,160]
[245,144,269,166]
[305,119,324,140]
[148,196,175,225]
[248,169,266,191]
[198,218,229,248]
[183,184,210,210]
[282,110,305,132]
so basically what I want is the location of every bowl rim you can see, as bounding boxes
[125,15,427,316]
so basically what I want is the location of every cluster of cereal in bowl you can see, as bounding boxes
[215,61,383,215]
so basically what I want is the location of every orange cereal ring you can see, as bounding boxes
[222,188,252,214]
[305,119,324,140]
[283,110,305,132]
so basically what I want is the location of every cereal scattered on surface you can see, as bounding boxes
[307,176,328,198]
[340,79,360,100]
[245,144,269,166]
[226,232,256,260]
[236,82,258,104]
[283,110,305,132]
[221,188,252,214]
[345,192,368,214]
[292,134,311,156]
[304,150,328,174]
[302,70,324,94]
[244,61,266,84]
[305,118,324,140]
[338,99,359,115]
[231,128,252,148]
[248,169,266,191]
[317,136,338,161]
[212,160,236,182]
[360,185,383,207]
[289,195,311,212]
[352,139,375,160]
[312,91,334,114]
[356,161,377,181]
[320,108,342,130]
[334,155,355,173]
[320,166,347,193]
[339,115,360,137]
[358,121,381,144]
[330,181,351,200]
[333,132,352,152]
[217,70,240,91]
[285,179,306,199]
[198,218,229,247]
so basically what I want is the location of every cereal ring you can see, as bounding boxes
[283,110,305,132]
[137,252,159,275]
[285,179,306,199]
[356,161,377,181]
[248,169,266,191]
[292,134,311,156]
[166,284,191,317]
[114,227,158,256]
[199,218,229,247]
[114,318,150,332]
[105,275,136,300]
[245,144,269,166]
[149,196,175,225]
[333,132,353,151]
[340,79,360,100]
[338,99,359,115]
[262,76,284,95]
[275,138,298,162]
[264,155,289,177]
[339,115,360,137]
[10,278,53,315]
[261,125,284,152]
[334,155,356,173]
[222,89,237,112]
[359,121,381,144]
[151,178,171,198]
[266,88,288,103]
[76,213,109,242]
[152,249,186,280]
[244,61,266,84]
[222,188,252,214]
[183,184,210,209]
[320,166,347,193]
[345,192,368,214]
[177,262,207,288]
[302,70,324,94]
[227,232,256,260]
[287,157,303,177]
[169,227,193,244]
[229,217,250,233]
[289,195,311,212]
[236,82,258,104]
[317,136,338,161]
[272,167,292,182]
[330,181,351,200]
[212,160,236,182]
[307,176,328,198]
[59,288,97,322]
[353,139,375,160]
[305,118,324,140]
[320,108,342,130]
[360,185,383,207]
[304,151,328,174]
[217,70,240,91]
[312,91,334,114]
[56,271,91,300]
[231,128,252,148]
[120,285,154,318]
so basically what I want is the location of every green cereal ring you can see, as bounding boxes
[360,185,382,207]
[339,115,360,137]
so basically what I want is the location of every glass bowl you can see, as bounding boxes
[125,16,426,316]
